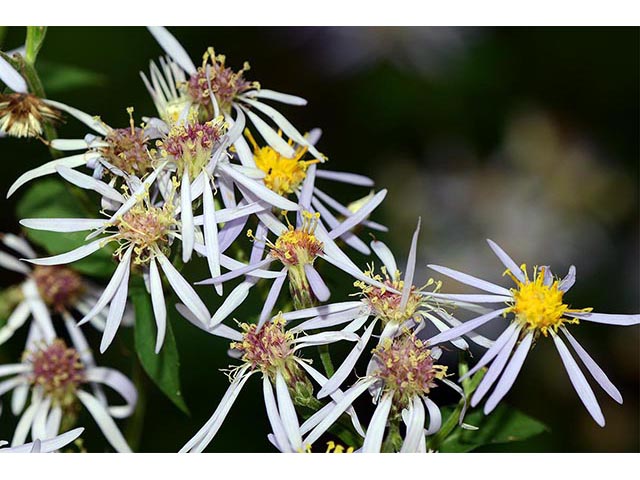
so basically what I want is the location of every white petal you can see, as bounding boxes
[1,233,36,258]
[0,301,30,346]
[427,308,507,346]
[560,327,622,404]
[275,370,303,451]
[460,322,521,381]
[262,375,291,452]
[147,26,196,74]
[209,281,254,328]
[180,171,194,263]
[280,301,363,322]
[0,55,27,93]
[56,165,125,203]
[257,273,287,329]
[156,251,210,324]
[292,307,366,332]
[99,260,130,353]
[7,153,94,198]
[0,251,30,274]
[244,89,307,106]
[370,240,398,278]
[565,312,640,326]
[244,108,295,158]
[77,246,131,326]
[175,303,242,341]
[470,325,521,407]
[21,280,55,342]
[202,177,222,295]
[362,393,393,453]
[44,100,109,135]
[76,390,132,452]
[328,189,387,240]
[317,320,377,399]
[304,264,330,302]
[484,331,533,414]
[400,218,420,311]
[423,312,469,350]
[428,292,512,304]
[24,236,112,267]
[551,331,605,426]
[149,258,167,353]
[559,265,576,292]
[401,396,425,453]
[315,169,374,187]
[85,367,137,419]
[486,239,525,283]
[303,378,375,446]
[428,264,512,296]
[11,395,40,446]
[20,218,107,233]
[423,396,442,436]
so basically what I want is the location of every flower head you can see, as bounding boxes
[0,93,62,138]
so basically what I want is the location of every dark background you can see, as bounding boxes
[0,27,638,452]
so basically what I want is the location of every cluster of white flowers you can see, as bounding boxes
[0,27,638,453]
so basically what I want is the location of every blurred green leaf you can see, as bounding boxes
[25,26,46,65]
[439,404,548,453]
[15,179,115,278]
[38,61,106,94]
[131,284,190,415]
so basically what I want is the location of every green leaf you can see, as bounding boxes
[38,61,106,94]
[25,26,47,65]
[131,284,190,415]
[438,404,549,453]
[15,179,116,279]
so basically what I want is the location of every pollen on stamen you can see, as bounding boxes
[24,339,86,408]
[100,108,153,177]
[372,333,447,408]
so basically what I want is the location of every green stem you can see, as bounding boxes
[381,417,403,453]
[318,344,335,378]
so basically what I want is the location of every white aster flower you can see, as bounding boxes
[426,239,640,426]
[0,233,132,347]
[0,329,136,452]
[196,189,392,330]
[301,332,464,453]
[278,219,492,400]
[0,427,84,453]
[178,314,364,453]
[17,172,233,353]
[0,53,62,139]
[147,26,324,167]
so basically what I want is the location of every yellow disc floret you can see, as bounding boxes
[246,129,319,197]
[506,265,591,336]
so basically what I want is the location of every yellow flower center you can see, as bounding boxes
[506,266,590,336]
[246,129,319,197]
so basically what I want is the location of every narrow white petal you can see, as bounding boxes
[11,395,40,446]
[7,153,93,198]
[20,218,107,233]
[244,89,307,106]
[56,165,125,203]
[471,325,521,407]
[275,370,303,451]
[565,312,640,326]
[44,100,109,135]
[401,396,425,453]
[560,327,622,404]
[0,55,28,92]
[180,170,194,263]
[423,397,442,435]
[428,292,512,303]
[1,233,36,258]
[198,257,275,285]
[315,169,374,187]
[50,138,94,151]
[262,375,291,452]
[77,246,131,326]
[21,280,55,342]
[370,240,398,278]
[175,303,243,341]
[280,301,363,322]
[484,332,533,414]
[427,308,507,346]
[559,265,576,292]
[551,331,605,427]
[486,239,526,283]
[328,189,387,240]
[202,177,222,295]
[0,251,30,274]
[257,273,286,329]
[209,281,254,328]
[304,378,375,446]
[85,367,137,419]
[149,259,167,353]
[317,320,377,399]
[77,390,132,452]
[400,218,420,310]
[244,108,295,158]
[428,264,512,296]
[362,393,393,453]
[292,307,365,333]
[423,312,469,350]
[460,322,521,381]
[99,261,130,353]
[0,301,30,346]
[156,251,210,324]
[24,236,111,267]
[304,264,330,302]
[147,26,196,74]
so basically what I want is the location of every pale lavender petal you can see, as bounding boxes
[315,169,374,187]
[362,393,392,453]
[243,89,307,106]
[423,396,442,436]
[292,308,366,333]
[565,312,640,326]
[262,375,291,452]
[76,390,131,452]
[257,273,286,330]
[304,264,330,303]
[484,331,534,414]
[328,189,386,240]
[551,331,605,427]
[400,218,421,310]
[428,292,512,303]
[275,370,303,451]
[175,303,242,341]
[99,261,130,353]
[202,177,222,295]
[243,108,296,158]
[181,170,194,263]
[85,367,137,419]
[486,239,525,283]
[370,240,398,278]
[149,258,167,353]
[209,281,255,328]
[400,396,425,452]
[427,264,512,296]
[299,163,316,210]
[427,308,507,347]
[559,265,576,292]
[147,26,196,74]
[460,322,521,381]
[470,325,521,407]
[198,257,275,285]
[280,301,363,322]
